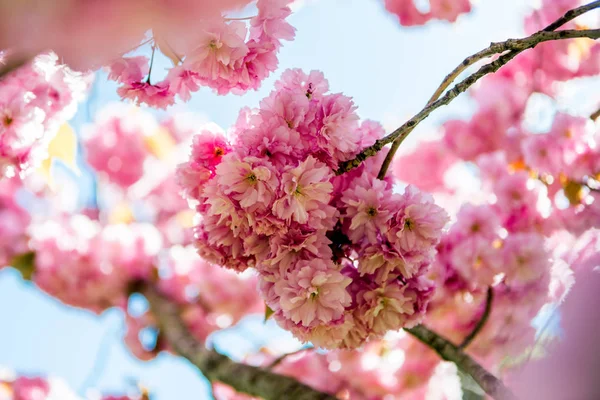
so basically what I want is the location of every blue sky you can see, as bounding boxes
[1,0,597,399]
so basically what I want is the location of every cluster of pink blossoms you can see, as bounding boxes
[19,103,264,360]
[427,199,552,365]
[107,0,295,108]
[384,0,472,26]
[0,52,88,178]
[82,104,206,246]
[0,373,143,400]
[178,69,448,349]
[29,214,163,313]
[82,105,160,188]
[27,216,263,359]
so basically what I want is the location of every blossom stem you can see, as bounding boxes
[146,43,157,84]
[143,285,336,400]
[340,3,600,176]
[458,287,494,349]
[405,324,517,400]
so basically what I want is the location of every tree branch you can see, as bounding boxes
[405,325,517,400]
[423,1,600,108]
[339,27,600,175]
[143,285,336,400]
[591,108,600,121]
[371,1,600,179]
[543,1,600,32]
[459,287,494,349]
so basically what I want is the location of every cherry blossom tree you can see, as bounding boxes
[1,1,599,400]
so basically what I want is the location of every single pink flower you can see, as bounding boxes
[341,177,396,244]
[358,282,416,335]
[272,156,334,226]
[275,259,351,327]
[389,185,449,252]
[503,233,550,286]
[166,66,201,102]
[107,56,149,83]
[216,154,278,211]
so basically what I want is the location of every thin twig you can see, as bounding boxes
[376,129,413,179]
[337,28,600,175]
[143,285,336,400]
[543,1,600,32]
[427,1,600,107]
[367,2,600,179]
[459,287,494,349]
[405,325,517,400]
[591,108,600,121]
[145,44,157,84]
[267,347,313,370]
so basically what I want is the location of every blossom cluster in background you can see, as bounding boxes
[1,1,295,109]
[384,0,472,26]
[0,53,89,178]
[0,372,144,400]
[392,0,600,372]
[0,105,265,363]
[107,0,296,108]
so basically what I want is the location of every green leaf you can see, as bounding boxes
[264,304,275,323]
[9,252,36,280]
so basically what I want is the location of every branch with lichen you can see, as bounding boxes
[339,1,600,177]
[405,325,517,400]
[8,257,335,400]
[142,285,337,400]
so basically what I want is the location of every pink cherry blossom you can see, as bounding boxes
[502,233,550,286]
[216,154,278,211]
[341,177,395,244]
[0,53,88,177]
[274,259,351,327]
[268,227,332,274]
[358,282,417,335]
[450,236,502,287]
[165,67,201,102]
[393,139,458,192]
[107,56,149,83]
[83,105,155,188]
[272,156,334,226]
[388,185,449,252]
